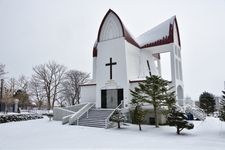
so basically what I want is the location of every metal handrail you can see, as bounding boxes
[68,103,94,125]
[62,114,73,124]
[104,100,124,129]
[76,103,95,125]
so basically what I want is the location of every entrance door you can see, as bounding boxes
[101,89,123,108]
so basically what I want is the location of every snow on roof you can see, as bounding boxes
[129,78,146,83]
[94,10,179,57]
[136,16,175,47]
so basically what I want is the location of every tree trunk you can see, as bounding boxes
[176,126,180,135]
[117,122,120,128]
[176,127,180,134]
[139,123,142,131]
[46,87,51,110]
[154,106,159,128]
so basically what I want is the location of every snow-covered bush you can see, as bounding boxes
[110,110,126,128]
[0,114,43,124]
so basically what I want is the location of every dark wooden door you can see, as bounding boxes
[117,89,123,105]
[101,90,107,108]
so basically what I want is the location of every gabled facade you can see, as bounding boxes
[81,9,184,110]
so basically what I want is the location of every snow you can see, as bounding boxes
[0,117,225,150]
[136,16,175,47]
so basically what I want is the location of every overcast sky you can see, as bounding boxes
[0,0,225,100]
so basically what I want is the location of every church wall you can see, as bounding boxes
[173,23,180,47]
[99,13,123,42]
[124,41,140,80]
[147,43,173,54]
[128,82,139,107]
[80,85,96,103]
[139,49,158,78]
[95,37,129,108]
[92,57,97,81]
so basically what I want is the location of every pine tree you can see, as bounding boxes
[130,75,175,128]
[130,90,146,131]
[219,91,225,121]
[167,106,194,134]
[110,110,126,128]
[199,91,215,115]
[133,106,146,131]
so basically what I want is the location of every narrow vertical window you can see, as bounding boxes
[147,60,151,76]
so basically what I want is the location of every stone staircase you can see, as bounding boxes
[77,109,114,128]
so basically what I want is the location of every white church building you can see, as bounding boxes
[54,10,206,126]
[80,9,184,109]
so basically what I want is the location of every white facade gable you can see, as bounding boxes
[99,12,123,42]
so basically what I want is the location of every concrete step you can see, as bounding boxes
[75,109,114,128]
[78,123,105,128]
[79,120,105,124]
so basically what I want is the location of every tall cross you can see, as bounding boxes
[105,57,117,79]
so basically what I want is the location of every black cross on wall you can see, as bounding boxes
[105,57,117,79]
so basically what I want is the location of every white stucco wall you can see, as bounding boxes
[95,37,129,108]
[99,12,123,42]
[139,49,158,78]
[125,41,140,79]
[173,23,179,47]
[92,57,97,82]
[80,85,96,103]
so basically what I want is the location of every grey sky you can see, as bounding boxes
[0,0,225,100]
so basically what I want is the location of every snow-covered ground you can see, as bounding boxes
[0,117,224,150]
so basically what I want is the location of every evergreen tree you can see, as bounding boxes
[199,91,215,115]
[130,90,146,131]
[130,75,175,128]
[162,91,176,115]
[167,106,194,134]
[219,91,225,121]
[222,91,225,100]
[14,89,30,109]
[110,110,126,129]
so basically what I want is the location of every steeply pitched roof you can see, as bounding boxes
[97,9,139,46]
[93,9,181,57]
[137,16,177,48]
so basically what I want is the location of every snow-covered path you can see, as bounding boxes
[0,117,224,150]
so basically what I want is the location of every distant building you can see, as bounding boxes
[215,96,222,111]
[184,97,195,106]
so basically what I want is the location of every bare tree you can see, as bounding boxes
[32,61,66,110]
[29,76,46,109]
[0,64,6,78]
[62,70,89,105]
[7,78,17,95]
[17,75,29,92]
